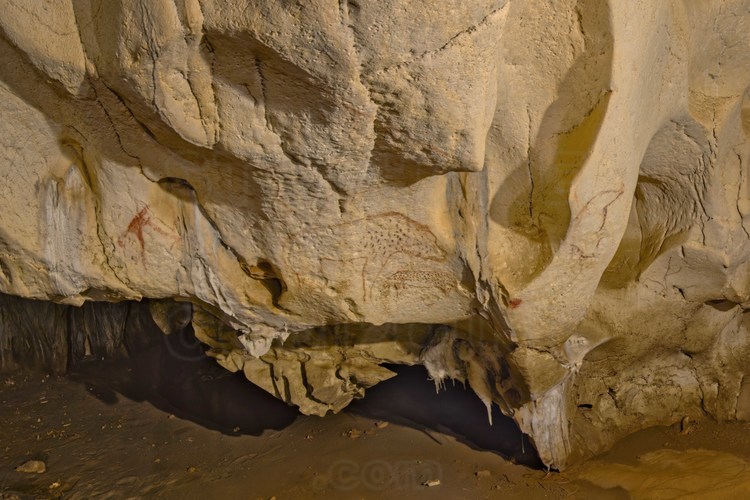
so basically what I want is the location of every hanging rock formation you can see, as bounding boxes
[1,0,750,469]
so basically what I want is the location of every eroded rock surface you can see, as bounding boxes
[1,0,750,469]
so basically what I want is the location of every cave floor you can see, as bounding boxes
[2,360,750,499]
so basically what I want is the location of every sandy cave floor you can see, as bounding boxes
[2,341,750,498]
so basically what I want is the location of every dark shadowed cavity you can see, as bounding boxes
[76,320,541,467]
[0,291,540,467]
[70,313,300,437]
[348,364,543,468]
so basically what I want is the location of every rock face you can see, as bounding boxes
[1,0,749,469]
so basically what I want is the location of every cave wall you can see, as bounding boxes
[1,0,750,469]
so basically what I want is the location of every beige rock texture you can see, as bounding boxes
[0,0,749,470]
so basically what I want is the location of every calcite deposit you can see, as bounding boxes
[1,0,750,469]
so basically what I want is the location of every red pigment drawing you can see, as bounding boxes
[123,207,150,252]
[118,207,177,263]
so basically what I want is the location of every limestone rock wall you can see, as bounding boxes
[1,0,749,469]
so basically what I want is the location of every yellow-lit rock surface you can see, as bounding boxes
[1,0,749,469]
